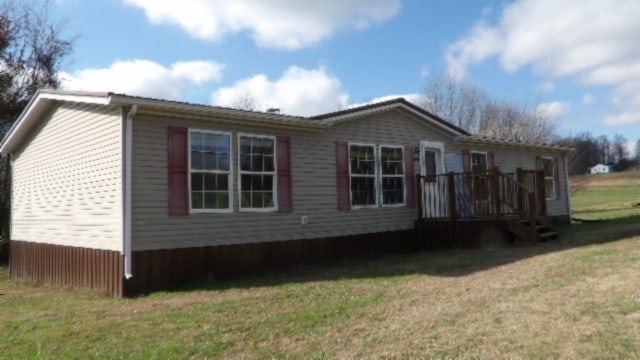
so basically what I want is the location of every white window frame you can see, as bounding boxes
[349,142,378,209]
[379,144,406,207]
[542,156,556,200]
[470,151,488,172]
[188,129,233,214]
[347,143,379,209]
[237,133,278,212]
[348,143,408,209]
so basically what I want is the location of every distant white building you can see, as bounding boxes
[589,163,612,174]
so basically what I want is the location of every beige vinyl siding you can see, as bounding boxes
[131,109,455,250]
[11,103,123,251]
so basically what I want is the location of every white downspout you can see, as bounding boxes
[124,105,137,279]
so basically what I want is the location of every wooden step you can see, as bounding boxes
[506,218,559,245]
[538,231,558,241]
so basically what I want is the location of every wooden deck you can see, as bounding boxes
[415,168,557,248]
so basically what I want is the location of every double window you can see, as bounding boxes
[188,131,277,212]
[349,144,405,207]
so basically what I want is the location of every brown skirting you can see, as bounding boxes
[416,219,508,250]
[9,241,124,297]
[124,229,416,295]
[548,215,571,226]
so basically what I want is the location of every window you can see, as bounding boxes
[350,144,377,207]
[379,146,405,206]
[471,152,488,173]
[348,144,405,208]
[189,130,231,212]
[423,149,437,182]
[239,134,276,210]
[470,151,490,202]
[542,157,555,199]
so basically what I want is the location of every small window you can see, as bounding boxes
[350,144,377,207]
[379,146,405,206]
[239,134,276,210]
[542,157,555,199]
[423,149,437,182]
[189,130,232,212]
[471,152,488,173]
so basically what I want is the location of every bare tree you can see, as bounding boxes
[229,91,258,111]
[422,72,556,143]
[612,134,628,164]
[596,135,611,164]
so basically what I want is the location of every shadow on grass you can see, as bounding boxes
[157,215,640,296]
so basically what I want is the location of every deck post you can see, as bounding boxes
[491,168,501,220]
[416,174,423,220]
[536,170,547,216]
[447,172,457,221]
[516,168,524,217]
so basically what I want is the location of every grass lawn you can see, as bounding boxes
[571,170,640,220]
[2,218,640,358]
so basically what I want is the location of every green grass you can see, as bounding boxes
[2,222,640,358]
[571,171,640,220]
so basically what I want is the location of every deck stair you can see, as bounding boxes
[506,218,558,245]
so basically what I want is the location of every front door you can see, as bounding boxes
[419,141,444,177]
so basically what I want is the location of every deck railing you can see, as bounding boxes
[417,168,546,221]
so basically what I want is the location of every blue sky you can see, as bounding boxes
[53,0,640,150]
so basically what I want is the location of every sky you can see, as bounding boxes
[51,0,640,150]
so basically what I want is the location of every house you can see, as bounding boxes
[0,90,572,296]
[589,163,612,174]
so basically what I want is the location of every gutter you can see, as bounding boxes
[123,104,137,279]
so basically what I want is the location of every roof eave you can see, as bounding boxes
[454,135,573,152]
[108,94,326,131]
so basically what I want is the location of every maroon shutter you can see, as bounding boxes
[553,156,561,199]
[336,141,350,210]
[276,136,292,213]
[487,151,495,170]
[535,155,542,170]
[462,150,471,172]
[168,126,189,215]
[404,146,415,208]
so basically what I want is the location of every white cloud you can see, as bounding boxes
[210,65,349,116]
[446,0,640,129]
[537,80,555,93]
[60,59,224,100]
[581,93,596,105]
[123,0,400,50]
[537,101,570,119]
[603,112,640,126]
